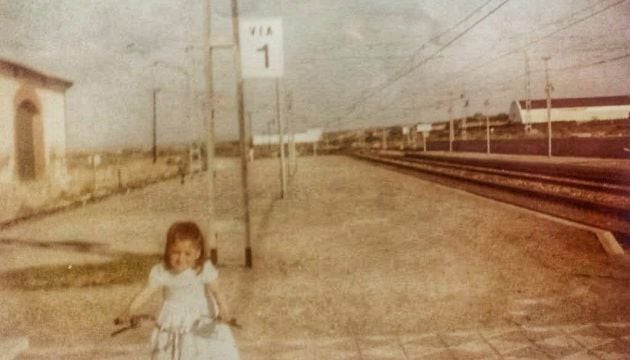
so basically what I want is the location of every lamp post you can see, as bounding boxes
[203,0,217,265]
[152,88,160,163]
[230,0,253,267]
[153,60,192,132]
[542,56,554,158]
[152,60,193,164]
[484,99,490,154]
[460,93,468,141]
[448,105,454,152]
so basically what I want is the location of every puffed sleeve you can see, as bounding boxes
[148,263,166,288]
[199,260,218,283]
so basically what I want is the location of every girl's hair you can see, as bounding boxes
[164,221,206,273]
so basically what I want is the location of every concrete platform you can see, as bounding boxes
[3,156,630,358]
[0,337,28,360]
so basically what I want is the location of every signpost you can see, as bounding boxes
[239,18,284,79]
[233,11,285,267]
[239,16,287,199]
[203,0,217,265]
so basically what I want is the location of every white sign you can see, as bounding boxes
[416,124,431,132]
[239,17,284,78]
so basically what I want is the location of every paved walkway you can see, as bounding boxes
[241,322,630,359]
[3,156,630,359]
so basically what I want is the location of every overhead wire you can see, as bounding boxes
[346,0,628,126]
[453,0,628,78]
[300,0,628,131]
[334,49,630,130]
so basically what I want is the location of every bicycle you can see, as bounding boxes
[112,314,241,360]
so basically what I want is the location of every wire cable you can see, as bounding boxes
[346,0,513,115]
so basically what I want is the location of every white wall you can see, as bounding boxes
[253,129,322,146]
[37,87,67,161]
[510,101,630,123]
[0,76,20,182]
[0,76,20,154]
[0,73,68,184]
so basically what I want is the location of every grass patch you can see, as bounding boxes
[0,253,161,290]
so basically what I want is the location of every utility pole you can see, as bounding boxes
[203,0,217,264]
[448,97,454,152]
[412,125,417,149]
[361,129,366,148]
[247,112,253,145]
[524,50,532,133]
[152,88,159,163]
[266,119,273,153]
[381,128,388,150]
[422,130,427,152]
[543,56,554,158]
[247,111,253,161]
[231,0,253,267]
[484,99,490,154]
[286,92,294,177]
[275,79,287,198]
[460,93,468,141]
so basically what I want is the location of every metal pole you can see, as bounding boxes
[275,79,287,198]
[412,127,417,149]
[267,120,271,156]
[423,132,427,152]
[185,56,193,152]
[461,94,467,141]
[286,92,294,177]
[152,88,159,163]
[543,56,553,158]
[524,50,533,133]
[448,102,453,152]
[289,126,295,177]
[247,111,253,161]
[382,128,387,150]
[231,0,253,268]
[484,99,490,154]
[203,0,217,264]
[92,155,97,191]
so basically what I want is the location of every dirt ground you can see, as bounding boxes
[0,155,179,225]
[1,156,629,358]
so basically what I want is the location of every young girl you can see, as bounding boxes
[118,221,239,359]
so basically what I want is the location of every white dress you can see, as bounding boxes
[148,260,239,360]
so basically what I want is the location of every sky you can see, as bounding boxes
[1,0,629,149]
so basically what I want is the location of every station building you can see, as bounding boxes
[509,95,630,124]
[0,58,73,212]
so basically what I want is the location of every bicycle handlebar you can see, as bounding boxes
[111,314,241,337]
[111,314,155,337]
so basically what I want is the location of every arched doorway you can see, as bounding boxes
[15,101,45,181]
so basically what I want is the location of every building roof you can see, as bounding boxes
[517,95,630,110]
[0,58,73,91]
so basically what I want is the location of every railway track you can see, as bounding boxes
[352,151,630,236]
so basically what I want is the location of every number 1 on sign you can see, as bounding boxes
[257,44,269,68]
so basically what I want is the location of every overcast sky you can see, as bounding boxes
[1,0,629,149]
